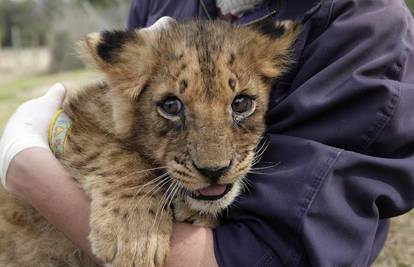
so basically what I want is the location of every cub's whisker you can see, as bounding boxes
[137,178,172,205]
[254,137,269,155]
[114,172,170,194]
[135,175,172,204]
[240,176,252,193]
[87,166,168,188]
[250,162,280,170]
[248,170,279,175]
[252,143,270,165]
[150,181,174,225]
[152,181,179,231]
[134,166,169,173]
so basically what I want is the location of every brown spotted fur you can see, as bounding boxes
[0,20,300,266]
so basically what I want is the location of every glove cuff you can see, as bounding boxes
[0,135,50,188]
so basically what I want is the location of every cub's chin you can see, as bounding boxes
[184,181,243,216]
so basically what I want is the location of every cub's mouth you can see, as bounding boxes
[186,184,233,201]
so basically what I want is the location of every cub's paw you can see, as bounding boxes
[113,231,171,267]
[89,214,172,267]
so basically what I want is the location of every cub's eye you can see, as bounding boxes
[232,95,255,115]
[159,97,183,118]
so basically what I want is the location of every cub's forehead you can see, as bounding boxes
[150,23,254,99]
[156,22,250,58]
[154,22,254,74]
[162,21,240,45]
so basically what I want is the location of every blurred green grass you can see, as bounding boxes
[0,69,97,133]
[406,0,414,12]
[375,211,414,267]
[0,69,96,100]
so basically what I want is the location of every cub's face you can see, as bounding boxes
[82,21,300,215]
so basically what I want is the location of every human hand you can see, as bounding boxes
[141,16,176,32]
[0,83,66,189]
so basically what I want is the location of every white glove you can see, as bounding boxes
[0,83,66,188]
[141,16,176,32]
[0,17,176,189]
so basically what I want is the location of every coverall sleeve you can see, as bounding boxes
[213,0,414,266]
[127,0,150,28]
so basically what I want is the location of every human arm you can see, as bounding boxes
[0,82,98,260]
[166,224,218,267]
[6,148,95,258]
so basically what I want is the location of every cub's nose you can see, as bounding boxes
[192,162,230,184]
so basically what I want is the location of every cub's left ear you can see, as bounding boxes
[79,29,158,98]
[251,20,302,79]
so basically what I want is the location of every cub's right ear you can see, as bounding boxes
[79,30,138,67]
[78,29,159,99]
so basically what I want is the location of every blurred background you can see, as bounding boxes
[0,0,130,131]
[0,0,413,266]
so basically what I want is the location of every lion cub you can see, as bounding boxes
[0,20,300,266]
